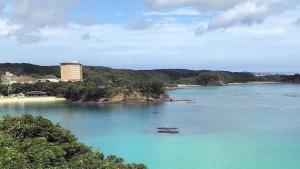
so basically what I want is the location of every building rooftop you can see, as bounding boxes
[26,91,47,94]
[60,61,82,66]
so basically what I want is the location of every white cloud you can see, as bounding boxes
[143,7,201,16]
[0,6,299,71]
[145,0,241,10]
[11,27,47,44]
[81,33,91,40]
[295,18,300,26]
[126,18,155,31]
[145,0,300,33]
[207,2,269,31]
[0,0,5,12]
[0,1,298,70]
[7,0,82,43]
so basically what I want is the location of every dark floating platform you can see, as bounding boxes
[158,130,179,134]
[157,127,179,134]
[157,127,178,130]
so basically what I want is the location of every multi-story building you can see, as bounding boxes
[60,61,83,82]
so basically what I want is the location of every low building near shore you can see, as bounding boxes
[25,91,48,97]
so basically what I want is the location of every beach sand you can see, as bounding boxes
[228,81,281,85]
[0,97,66,104]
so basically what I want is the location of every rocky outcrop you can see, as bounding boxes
[99,91,169,104]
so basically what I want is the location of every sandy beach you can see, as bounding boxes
[228,81,281,85]
[166,84,203,89]
[0,97,66,104]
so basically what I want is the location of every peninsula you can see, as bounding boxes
[0,63,299,103]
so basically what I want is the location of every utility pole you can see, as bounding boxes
[8,84,11,96]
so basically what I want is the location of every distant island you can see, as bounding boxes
[0,63,299,103]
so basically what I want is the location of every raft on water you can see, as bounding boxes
[157,127,179,134]
[157,127,178,130]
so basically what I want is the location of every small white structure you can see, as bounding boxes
[1,72,17,85]
[37,75,61,83]
[18,93,25,98]
[5,72,14,77]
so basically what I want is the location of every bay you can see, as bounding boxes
[1,83,300,169]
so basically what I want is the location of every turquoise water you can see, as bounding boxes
[1,84,300,169]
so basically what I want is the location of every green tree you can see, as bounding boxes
[196,72,223,86]
[0,115,147,169]
[0,85,8,96]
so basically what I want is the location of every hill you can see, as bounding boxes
[0,63,299,86]
[0,63,59,77]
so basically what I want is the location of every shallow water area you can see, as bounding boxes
[1,83,300,169]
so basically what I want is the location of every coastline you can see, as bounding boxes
[0,97,66,104]
[227,81,281,85]
[96,97,171,104]
[73,99,169,105]
[166,84,203,89]
[167,82,284,89]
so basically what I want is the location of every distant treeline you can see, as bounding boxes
[0,63,59,77]
[1,63,300,86]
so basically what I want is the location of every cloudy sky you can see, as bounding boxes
[0,0,299,72]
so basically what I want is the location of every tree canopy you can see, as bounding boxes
[2,81,165,102]
[0,115,147,169]
[1,63,300,95]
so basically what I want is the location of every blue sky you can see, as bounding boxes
[0,0,299,72]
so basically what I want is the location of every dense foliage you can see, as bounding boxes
[1,63,300,91]
[193,71,257,86]
[0,81,165,102]
[0,63,258,86]
[258,74,300,83]
[0,84,8,96]
[0,115,147,169]
[0,63,59,77]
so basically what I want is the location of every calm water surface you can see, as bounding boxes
[1,84,300,169]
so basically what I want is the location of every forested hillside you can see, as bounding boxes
[1,63,300,86]
[0,63,60,77]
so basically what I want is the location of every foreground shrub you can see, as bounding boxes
[0,114,147,169]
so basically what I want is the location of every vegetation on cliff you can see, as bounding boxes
[0,115,147,169]
[1,63,300,86]
[1,63,300,100]
[0,81,166,102]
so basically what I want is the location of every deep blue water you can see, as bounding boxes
[1,83,300,169]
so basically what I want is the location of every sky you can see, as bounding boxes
[0,0,299,72]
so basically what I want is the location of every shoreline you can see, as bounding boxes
[166,82,288,89]
[227,81,281,85]
[91,97,171,104]
[71,100,169,105]
[0,97,66,104]
[166,84,203,89]
[0,96,169,105]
